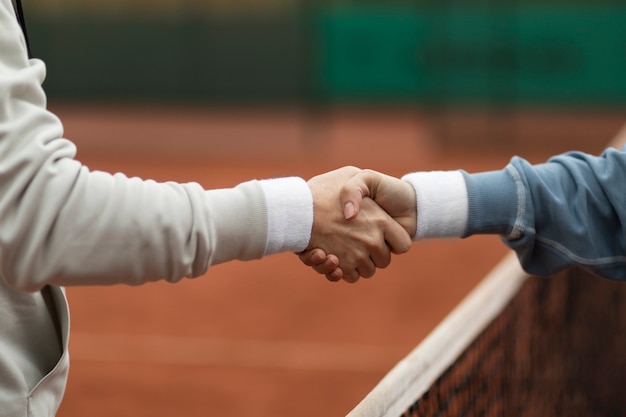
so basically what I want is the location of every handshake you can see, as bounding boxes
[300,166,418,283]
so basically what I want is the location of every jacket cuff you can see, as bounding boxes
[461,168,521,238]
[259,177,313,255]
[401,171,468,240]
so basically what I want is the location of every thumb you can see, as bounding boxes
[340,171,380,219]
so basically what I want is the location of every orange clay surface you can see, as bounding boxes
[52,105,617,417]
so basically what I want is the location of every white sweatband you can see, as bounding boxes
[259,177,313,255]
[401,171,468,240]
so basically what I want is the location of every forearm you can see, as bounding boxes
[2,165,311,291]
[1,160,228,289]
[501,149,626,279]
[403,147,626,280]
[0,7,314,290]
[1,128,313,291]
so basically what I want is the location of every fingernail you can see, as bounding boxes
[344,202,355,219]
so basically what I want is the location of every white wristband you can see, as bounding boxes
[401,171,468,240]
[259,177,313,255]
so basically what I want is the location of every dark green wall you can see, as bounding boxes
[30,16,309,103]
[27,4,626,106]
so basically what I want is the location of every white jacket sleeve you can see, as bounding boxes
[0,2,313,292]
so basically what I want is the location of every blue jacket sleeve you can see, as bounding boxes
[462,146,626,280]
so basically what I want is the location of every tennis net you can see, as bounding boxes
[345,252,626,417]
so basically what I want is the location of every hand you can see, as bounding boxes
[340,169,417,237]
[304,167,412,283]
[300,169,417,280]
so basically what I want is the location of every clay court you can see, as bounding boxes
[51,105,622,417]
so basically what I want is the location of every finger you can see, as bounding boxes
[383,217,413,255]
[370,244,392,269]
[341,269,361,283]
[356,257,377,279]
[312,255,340,275]
[339,172,379,219]
[325,267,344,282]
[298,248,327,266]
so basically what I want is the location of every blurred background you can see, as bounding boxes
[26,0,626,107]
[23,0,625,416]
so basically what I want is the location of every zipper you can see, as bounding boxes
[12,0,32,58]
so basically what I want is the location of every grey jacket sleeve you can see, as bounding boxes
[404,146,626,280]
[464,147,626,280]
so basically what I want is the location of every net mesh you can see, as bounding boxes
[401,267,626,417]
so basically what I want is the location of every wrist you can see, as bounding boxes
[259,177,313,255]
[401,171,468,240]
